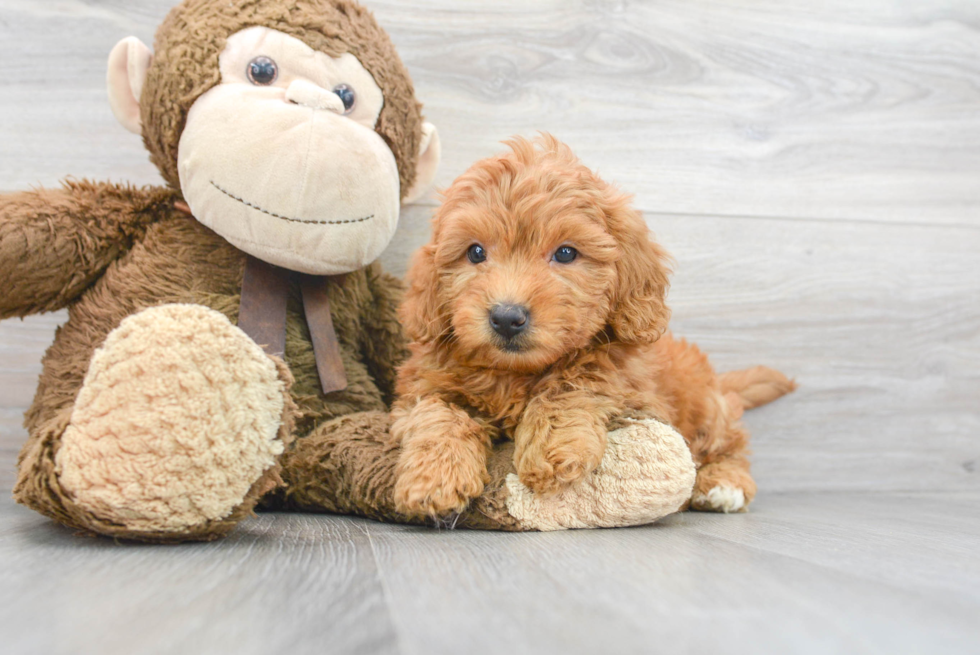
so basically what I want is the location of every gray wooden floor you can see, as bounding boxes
[1,1,978,654]
[3,492,979,655]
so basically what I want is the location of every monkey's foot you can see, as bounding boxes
[54,304,289,535]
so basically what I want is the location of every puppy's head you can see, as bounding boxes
[401,134,672,372]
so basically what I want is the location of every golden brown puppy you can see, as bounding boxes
[392,134,794,518]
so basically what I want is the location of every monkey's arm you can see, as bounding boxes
[0,180,177,319]
[359,262,411,406]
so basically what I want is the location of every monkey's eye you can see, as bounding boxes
[247,56,279,85]
[553,245,578,264]
[467,244,487,264]
[332,84,356,114]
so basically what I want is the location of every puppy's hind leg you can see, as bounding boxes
[691,455,757,514]
[687,401,757,513]
[689,366,795,512]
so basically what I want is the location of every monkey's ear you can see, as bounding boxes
[107,37,153,135]
[403,122,441,204]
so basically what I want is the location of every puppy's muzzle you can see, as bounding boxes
[489,304,530,341]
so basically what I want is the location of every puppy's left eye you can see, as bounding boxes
[467,244,487,264]
[553,246,578,264]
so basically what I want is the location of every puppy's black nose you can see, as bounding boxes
[489,304,529,340]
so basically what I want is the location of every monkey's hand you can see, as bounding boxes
[0,180,175,319]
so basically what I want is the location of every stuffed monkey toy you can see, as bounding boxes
[1,0,695,542]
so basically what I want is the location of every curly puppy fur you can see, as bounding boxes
[392,135,795,518]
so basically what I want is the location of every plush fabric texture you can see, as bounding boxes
[179,77,401,274]
[176,26,403,274]
[270,414,693,532]
[10,182,411,541]
[107,37,153,134]
[142,0,424,197]
[504,419,695,530]
[55,304,287,533]
[403,122,441,203]
[0,181,177,319]
[268,410,514,527]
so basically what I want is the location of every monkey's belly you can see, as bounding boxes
[25,215,385,441]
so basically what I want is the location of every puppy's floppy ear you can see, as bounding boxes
[399,244,447,343]
[606,196,673,344]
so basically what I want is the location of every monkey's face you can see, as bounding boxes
[108,14,440,276]
[176,27,401,274]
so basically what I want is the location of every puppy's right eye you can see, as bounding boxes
[553,245,578,264]
[467,244,487,264]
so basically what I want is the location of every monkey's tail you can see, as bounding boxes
[720,365,797,412]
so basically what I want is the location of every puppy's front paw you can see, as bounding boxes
[516,426,605,496]
[394,438,489,518]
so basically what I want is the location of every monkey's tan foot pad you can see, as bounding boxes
[54,304,287,534]
[504,419,696,530]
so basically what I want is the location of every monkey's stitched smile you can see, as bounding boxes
[209,180,374,225]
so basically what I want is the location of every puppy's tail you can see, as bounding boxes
[720,365,797,413]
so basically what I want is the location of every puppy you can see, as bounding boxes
[392,134,794,518]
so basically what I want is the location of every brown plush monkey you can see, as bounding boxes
[1,0,694,543]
